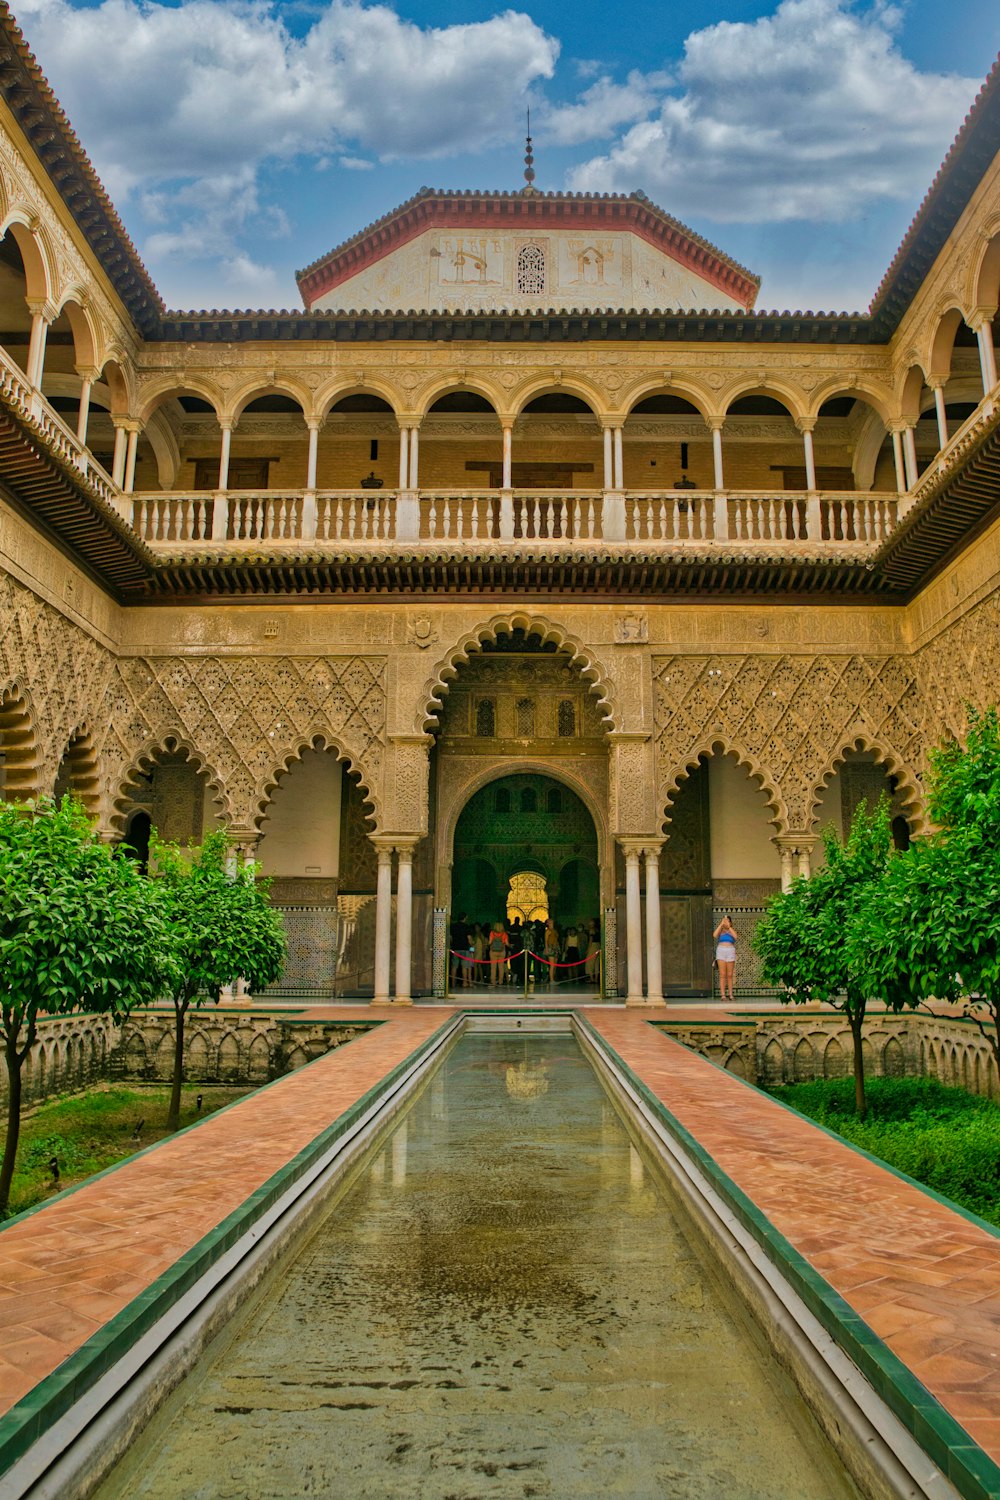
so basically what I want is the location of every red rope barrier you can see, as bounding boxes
[447,948,589,968]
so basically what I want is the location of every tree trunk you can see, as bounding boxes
[0,1019,24,1216]
[167,1000,187,1133]
[848,1007,867,1120]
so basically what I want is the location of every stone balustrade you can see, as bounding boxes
[129,485,902,551]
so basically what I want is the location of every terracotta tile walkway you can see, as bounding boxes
[586,1010,1000,1463]
[0,1007,447,1416]
[2,1000,998,1479]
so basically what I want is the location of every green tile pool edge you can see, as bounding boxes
[0,1023,383,1232]
[580,1015,1000,1500]
[0,1012,457,1481]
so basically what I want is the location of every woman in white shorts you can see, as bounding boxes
[713,916,737,1002]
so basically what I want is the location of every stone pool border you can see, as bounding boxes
[578,1013,1000,1500]
[0,1012,462,1497]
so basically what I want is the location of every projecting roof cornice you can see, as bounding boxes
[0,2,164,337]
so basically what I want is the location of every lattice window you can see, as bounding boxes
[476,699,495,737]
[515,697,535,737]
[516,243,546,295]
[521,787,537,813]
[495,786,511,814]
[557,700,576,737]
[546,787,562,814]
[507,870,548,924]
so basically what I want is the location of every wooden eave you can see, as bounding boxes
[0,4,163,337]
[0,406,153,596]
[151,309,876,344]
[874,405,1000,594]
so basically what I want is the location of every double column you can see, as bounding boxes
[398,422,420,489]
[774,836,817,891]
[372,836,418,1005]
[620,838,665,1006]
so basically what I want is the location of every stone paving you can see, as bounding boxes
[0,1000,997,1479]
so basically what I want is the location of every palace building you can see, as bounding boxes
[0,3,998,1003]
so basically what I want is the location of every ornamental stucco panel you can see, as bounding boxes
[98,654,387,831]
[652,651,923,833]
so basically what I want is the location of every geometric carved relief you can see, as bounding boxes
[0,570,115,800]
[916,588,1000,749]
[98,653,386,831]
[653,652,922,833]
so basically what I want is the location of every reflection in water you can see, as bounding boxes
[97,1036,859,1500]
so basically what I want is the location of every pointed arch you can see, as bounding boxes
[658,737,784,835]
[0,679,40,802]
[253,731,380,833]
[418,613,619,734]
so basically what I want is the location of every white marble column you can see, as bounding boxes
[217,422,233,491]
[75,376,93,445]
[930,382,949,450]
[501,422,513,489]
[801,425,817,490]
[25,305,51,388]
[903,425,918,489]
[623,842,644,1004]
[123,426,140,493]
[613,426,624,490]
[644,844,664,1004]
[408,426,420,489]
[306,419,321,490]
[373,844,394,1005]
[974,316,998,395]
[710,420,725,489]
[111,422,128,487]
[797,840,816,879]
[603,426,613,489]
[393,842,414,1004]
[890,427,906,493]
[398,426,410,489]
[777,841,796,892]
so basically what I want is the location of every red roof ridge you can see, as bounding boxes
[870,51,1000,320]
[0,2,164,323]
[294,186,760,312]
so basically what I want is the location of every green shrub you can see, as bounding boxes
[769,1076,1000,1228]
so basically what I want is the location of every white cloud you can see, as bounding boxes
[565,0,977,222]
[12,0,557,293]
[545,71,664,147]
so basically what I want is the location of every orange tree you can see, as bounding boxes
[861,708,1000,1089]
[154,830,286,1131]
[754,800,905,1119]
[0,797,170,1214]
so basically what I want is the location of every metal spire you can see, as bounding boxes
[523,108,536,193]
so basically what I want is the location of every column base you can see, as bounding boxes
[370,996,393,1007]
[391,996,414,1006]
[626,995,667,1008]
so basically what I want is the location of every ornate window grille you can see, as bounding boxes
[476,699,496,737]
[516,243,546,295]
[557,700,576,737]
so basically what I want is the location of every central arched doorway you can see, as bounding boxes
[452,772,600,987]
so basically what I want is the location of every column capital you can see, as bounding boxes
[75,365,101,383]
[305,414,326,433]
[794,418,815,435]
[618,837,646,860]
[968,306,998,333]
[642,839,666,861]
[25,298,57,324]
[924,374,947,391]
[705,415,725,432]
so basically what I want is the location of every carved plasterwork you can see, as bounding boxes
[609,734,654,834]
[653,652,923,834]
[0,569,116,799]
[99,654,386,832]
[386,735,430,835]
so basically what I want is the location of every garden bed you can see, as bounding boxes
[2,1083,251,1219]
[767,1076,1000,1229]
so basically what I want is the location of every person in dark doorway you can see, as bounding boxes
[509,917,524,986]
[563,922,581,980]
[489,919,509,987]
[450,912,471,989]
[585,918,601,984]
[543,917,560,983]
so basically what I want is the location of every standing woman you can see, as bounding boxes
[713,916,737,1002]
[488,919,508,988]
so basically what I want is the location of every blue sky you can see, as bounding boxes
[11,0,999,312]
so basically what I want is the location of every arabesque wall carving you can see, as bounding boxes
[99,654,386,831]
[653,652,923,833]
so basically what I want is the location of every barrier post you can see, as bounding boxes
[524,951,529,1002]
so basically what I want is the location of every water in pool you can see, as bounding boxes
[98,1035,859,1499]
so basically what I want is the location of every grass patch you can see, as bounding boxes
[2,1084,251,1219]
[768,1076,1000,1229]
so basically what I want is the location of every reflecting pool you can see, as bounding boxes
[98,1035,859,1498]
